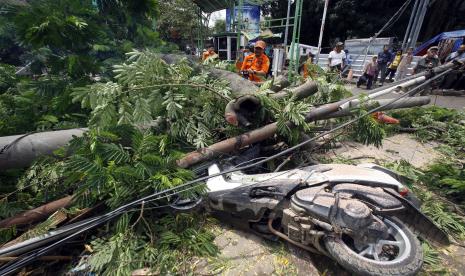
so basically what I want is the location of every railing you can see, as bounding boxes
[260,17,295,29]
[316,54,421,78]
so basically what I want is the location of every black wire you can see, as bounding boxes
[338,0,414,77]
[0,67,454,275]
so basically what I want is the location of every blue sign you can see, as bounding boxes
[226,5,261,36]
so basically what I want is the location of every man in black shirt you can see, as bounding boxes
[376,45,393,86]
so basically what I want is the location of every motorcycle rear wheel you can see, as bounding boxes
[324,217,423,276]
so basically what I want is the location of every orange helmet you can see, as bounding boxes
[255,40,266,49]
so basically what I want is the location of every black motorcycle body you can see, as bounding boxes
[203,162,449,276]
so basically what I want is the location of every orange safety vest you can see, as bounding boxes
[202,51,217,61]
[240,53,270,82]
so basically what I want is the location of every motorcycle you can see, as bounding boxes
[0,160,450,276]
[193,161,450,276]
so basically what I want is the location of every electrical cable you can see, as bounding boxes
[339,0,414,77]
[0,67,455,275]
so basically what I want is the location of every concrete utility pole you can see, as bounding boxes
[409,0,429,49]
[402,0,420,50]
[316,0,330,63]
[283,0,292,47]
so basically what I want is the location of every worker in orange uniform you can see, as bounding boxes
[302,52,315,79]
[202,45,217,61]
[240,40,270,82]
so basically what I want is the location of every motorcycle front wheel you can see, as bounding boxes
[324,217,423,276]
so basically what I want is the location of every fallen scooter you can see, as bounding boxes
[189,161,450,276]
[0,161,450,276]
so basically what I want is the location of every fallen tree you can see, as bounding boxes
[0,51,463,275]
[177,96,431,168]
[224,81,319,127]
[0,76,444,171]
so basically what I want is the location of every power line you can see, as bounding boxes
[0,63,457,275]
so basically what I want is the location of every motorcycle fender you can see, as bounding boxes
[384,189,450,246]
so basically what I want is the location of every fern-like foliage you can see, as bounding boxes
[88,214,217,275]
[347,95,386,148]
[59,126,200,208]
[418,190,465,240]
[310,76,352,105]
[7,124,212,274]
[72,50,231,148]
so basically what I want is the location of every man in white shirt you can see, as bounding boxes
[328,42,346,72]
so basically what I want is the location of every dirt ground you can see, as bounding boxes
[195,134,465,276]
[325,133,442,169]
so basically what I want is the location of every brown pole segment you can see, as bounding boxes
[0,196,73,229]
[176,122,279,168]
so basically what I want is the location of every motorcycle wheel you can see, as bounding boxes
[324,217,423,276]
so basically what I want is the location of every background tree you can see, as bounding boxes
[263,0,465,51]
[0,0,161,136]
[421,0,465,39]
[213,19,226,34]
[156,0,204,48]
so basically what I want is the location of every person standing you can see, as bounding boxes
[328,42,346,72]
[446,44,465,62]
[414,46,440,74]
[344,49,353,67]
[357,56,378,90]
[385,50,403,82]
[341,48,353,77]
[395,47,414,81]
[376,45,393,86]
[240,40,270,83]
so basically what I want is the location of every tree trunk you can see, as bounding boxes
[209,68,258,96]
[177,96,431,168]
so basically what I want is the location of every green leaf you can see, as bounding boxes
[99,143,130,164]
[67,155,103,174]
[40,115,59,124]
[133,97,152,125]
